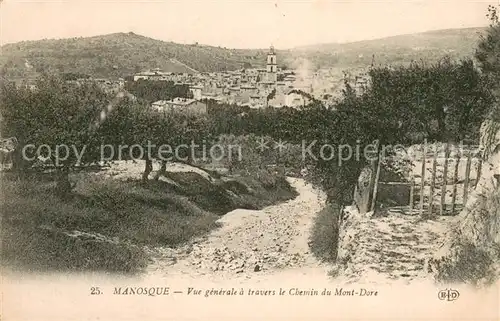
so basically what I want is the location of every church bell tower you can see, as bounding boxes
[266,45,277,83]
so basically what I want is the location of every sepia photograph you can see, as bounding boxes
[0,0,499,320]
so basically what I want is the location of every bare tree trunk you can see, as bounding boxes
[153,161,167,181]
[142,159,153,183]
[11,145,27,180]
[55,166,73,198]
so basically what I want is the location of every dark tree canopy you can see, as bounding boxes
[125,80,193,103]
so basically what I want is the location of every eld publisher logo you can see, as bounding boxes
[438,289,460,301]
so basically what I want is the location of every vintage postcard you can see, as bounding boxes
[0,0,499,320]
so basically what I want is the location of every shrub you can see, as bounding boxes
[309,203,342,263]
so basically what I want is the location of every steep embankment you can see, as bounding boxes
[145,177,331,283]
[334,141,499,287]
[429,153,500,286]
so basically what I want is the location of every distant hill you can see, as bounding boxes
[288,27,487,69]
[0,27,488,79]
[0,32,270,79]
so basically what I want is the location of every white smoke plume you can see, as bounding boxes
[290,57,314,93]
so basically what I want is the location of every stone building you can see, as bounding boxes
[266,46,278,84]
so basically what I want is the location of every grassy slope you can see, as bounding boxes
[0,169,297,274]
[0,27,486,79]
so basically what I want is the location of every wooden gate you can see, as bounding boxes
[354,142,482,216]
[408,143,482,216]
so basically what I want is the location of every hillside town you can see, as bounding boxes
[121,46,369,112]
[139,47,372,113]
[7,45,371,115]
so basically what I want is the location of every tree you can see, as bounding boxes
[426,4,500,287]
[266,89,276,103]
[475,5,500,85]
[215,134,276,175]
[359,58,493,143]
[0,76,110,196]
[125,80,192,103]
[475,4,500,138]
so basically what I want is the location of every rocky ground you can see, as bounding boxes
[335,205,451,285]
[74,160,459,286]
[144,177,332,283]
[141,175,454,287]
[73,160,458,286]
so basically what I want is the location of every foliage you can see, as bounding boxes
[214,134,276,174]
[208,58,493,203]
[0,76,110,170]
[476,5,500,85]
[0,162,297,272]
[431,186,500,286]
[61,72,91,81]
[266,88,277,102]
[97,98,212,183]
[359,58,494,142]
[125,79,192,103]
[2,37,495,202]
[476,4,500,123]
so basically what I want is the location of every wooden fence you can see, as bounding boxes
[353,143,482,216]
[353,157,379,214]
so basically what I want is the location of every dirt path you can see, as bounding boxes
[145,177,333,284]
[336,206,451,286]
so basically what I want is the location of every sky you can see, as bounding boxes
[1,0,499,49]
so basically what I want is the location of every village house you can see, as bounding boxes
[283,74,296,85]
[15,80,38,91]
[268,92,286,108]
[284,90,311,108]
[134,69,171,81]
[228,86,241,96]
[276,82,286,90]
[151,97,207,115]
[247,72,259,84]
[240,85,258,95]
[354,73,370,95]
[151,100,169,111]
[249,94,265,109]
[201,92,224,102]
[189,85,203,100]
